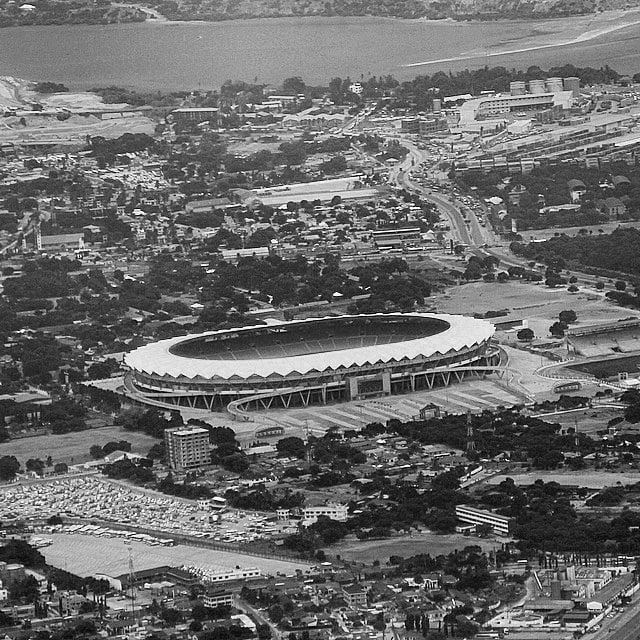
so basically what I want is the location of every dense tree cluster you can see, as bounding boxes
[3,257,81,300]
[225,486,305,511]
[115,407,183,439]
[511,228,640,277]
[102,457,154,484]
[479,478,640,554]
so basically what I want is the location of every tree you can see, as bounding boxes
[282,77,306,95]
[87,361,118,380]
[616,280,627,291]
[10,576,39,602]
[517,328,534,341]
[549,321,568,337]
[0,456,20,481]
[25,458,44,476]
[161,608,183,626]
[595,281,605,290]
[545,272,566,288]
[268,604,284,624]
[559,310,577,324]
[89,445,104,459]
[74,620,96,635]
[276,436,306,459]
[54,463,68,474]
[568,284,579,293]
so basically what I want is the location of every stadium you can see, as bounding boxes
[124,313,498,416]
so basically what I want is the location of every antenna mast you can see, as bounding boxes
[125,542,135,619]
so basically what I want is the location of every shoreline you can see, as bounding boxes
[2,6,640,29]
[1,10,639,91]
[404,8,640,68]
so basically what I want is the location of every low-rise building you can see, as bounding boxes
[455,505,515,536]
[203,590,235,608]
[303,503,348,523]
[342,583,368,609]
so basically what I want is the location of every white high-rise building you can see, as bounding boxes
[165,426,210,471]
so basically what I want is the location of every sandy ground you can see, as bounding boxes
[0,76,155,145]
[2,425,158,466]
[484,471,640,489]
[0,113,155,146]
[405,7,640,68]
[0,76,22,109]
[43,533,311,578]
[0,76,128,111]
[330,531,499,564]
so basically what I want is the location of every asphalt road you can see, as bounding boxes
[594,599,640,640]
[387,137,623,288]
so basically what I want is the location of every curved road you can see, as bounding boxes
[387,138,616,284]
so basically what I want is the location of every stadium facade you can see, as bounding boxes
[124,313,498,415]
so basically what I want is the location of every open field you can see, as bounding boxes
[533,406,623,435]
[43,533,311,578]
[521,220,640,243]
[569,354,640,377]
[329,531,499,565]
[0,113,155,147]
[434,279,640,346]
[3,426,158,466]
[484,471,640,489]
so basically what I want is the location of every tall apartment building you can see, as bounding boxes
[164,426,211,471]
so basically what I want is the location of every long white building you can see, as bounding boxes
[455,504,515,536]
[303,503,348,523]
[459,91,574,123]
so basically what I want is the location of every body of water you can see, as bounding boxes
[0,12,640,90]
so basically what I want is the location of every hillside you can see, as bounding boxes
[142,0,640,21]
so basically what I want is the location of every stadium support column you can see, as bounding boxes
[321,385,327,404]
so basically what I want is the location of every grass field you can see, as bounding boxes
[484,471,640,489]
[329,531,499,565]
[3,426,159,466]
[569,354,640,377]
[535,406,623,435]
[43,534,312,578]
[434,280,640,345]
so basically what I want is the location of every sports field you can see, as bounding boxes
[534,406,623,435]
[3,426,158,466]
[329,531,499,565]
[43,533,311,578]
[484,471,640,489]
